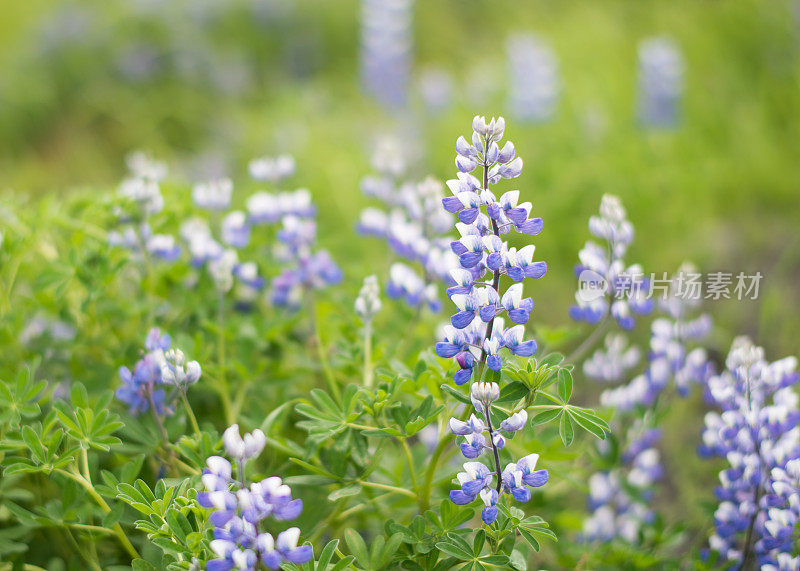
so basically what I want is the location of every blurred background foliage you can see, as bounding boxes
[0,0,799,563]
[1,0,798,358]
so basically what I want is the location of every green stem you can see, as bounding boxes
[217,291,234,424]
[56,467,141,560]
[400,439,419,503]
[566,318,609,364]
[359,480,417,499]
[63,527,102,571]
[364,321,374,389]
[420,406,470,512]
[311,299,341,401]
[179,389,202,438]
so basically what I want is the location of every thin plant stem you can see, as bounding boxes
[55,467,140,560]
[179,389,202,437]
[484,404,503,493]
[364,321,374,389]
[310,296,341,401]
[63,526,102,571]
[358,480,417,499]
[566,317,610,364]
[400,438,419,500]
[217,291,234,424]
[420,405,471,512]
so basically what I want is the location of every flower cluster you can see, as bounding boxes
[583,333,641,383]
[247,189,314,224]
[270,215,342,308]
[248,155,296,183]
[506,34,560,123]
[600,265,714,410]
[583,423,663,543]
[448,382,548,524]
[435,116,545,385]
[698,337,800,568]
[199,424,313,570]
[116,328,201,416]
[357,138,457,312]
[181,176,264,300]
[360,0,412,107]
[569,194,652,330]
[637,37,684,128]
[109,152,181,263]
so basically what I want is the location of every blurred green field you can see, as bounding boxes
[1,1,799,561]
[2,0,797,357]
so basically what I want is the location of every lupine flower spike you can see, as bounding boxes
[355,275,382,388]
[200,423,313,570]
[438,117,549,525]
[116,328,201,417]
[109,152,181,263]
[699,337,799,569]
[358,137,458,312]
[436,115,545,385]
[569,194,652,330]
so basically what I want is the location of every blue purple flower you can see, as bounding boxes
[199,426,312,570]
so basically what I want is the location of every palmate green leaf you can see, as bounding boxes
[116,482,156,516]
[21,426,45,464]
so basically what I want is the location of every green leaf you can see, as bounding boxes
[102,501,125,528]
[440,384,470,405]
[568,409,608,440]
[434,539,473,560]
[531,409,561,426]
[557,368,573,403]
[495,381,529,404]
[472,529,485,556]
[377,534,403,568]
[344,528,369,564]
[316,539,338,570]
[518,528,540,552]
[330,556,355,571]
[559,413,574,446]
[328,483,362,502]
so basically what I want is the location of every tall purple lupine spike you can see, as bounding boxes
[360,0,413,108]
[506,34,560,123]
[437,116,548,525]
[109,151,182,263]
[637,38,684,128]
[699,337,800,568]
